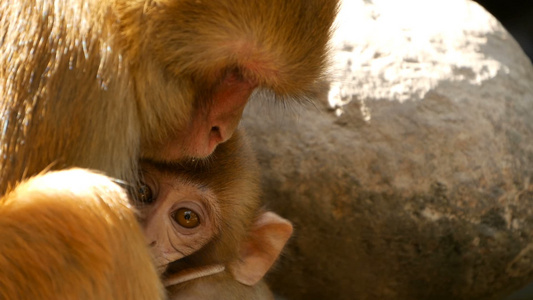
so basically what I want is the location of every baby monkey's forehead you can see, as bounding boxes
[139,159,214,189]
[138,160,219,204]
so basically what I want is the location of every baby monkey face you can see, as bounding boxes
[136,163,220,274]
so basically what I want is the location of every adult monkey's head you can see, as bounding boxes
[0,0,339,192]
[119,0,340,161]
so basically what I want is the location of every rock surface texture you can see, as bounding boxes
[242,0,533,299]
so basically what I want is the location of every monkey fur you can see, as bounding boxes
[0,0,337,297]
[0,169,165,300]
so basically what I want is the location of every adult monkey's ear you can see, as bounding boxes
[229,211,293,286]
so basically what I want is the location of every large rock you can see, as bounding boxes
[242,0,533,299]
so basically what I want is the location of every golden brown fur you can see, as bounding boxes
[0,0,339,194]
[0,169,165,299]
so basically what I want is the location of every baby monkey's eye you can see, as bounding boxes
[173,208,200,228]
[137,182,154,204]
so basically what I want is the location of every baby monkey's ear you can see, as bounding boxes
[229,211,293,286]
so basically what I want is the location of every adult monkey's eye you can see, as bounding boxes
[137,182,154,204]
[173,208,200,228]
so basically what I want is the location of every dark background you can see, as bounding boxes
[474,0,533,61]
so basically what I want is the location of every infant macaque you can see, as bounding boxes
[136,130,292,300]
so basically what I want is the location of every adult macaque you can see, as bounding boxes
[0,169,165,299]
[137,130,292,299]
[0,0,339,194]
